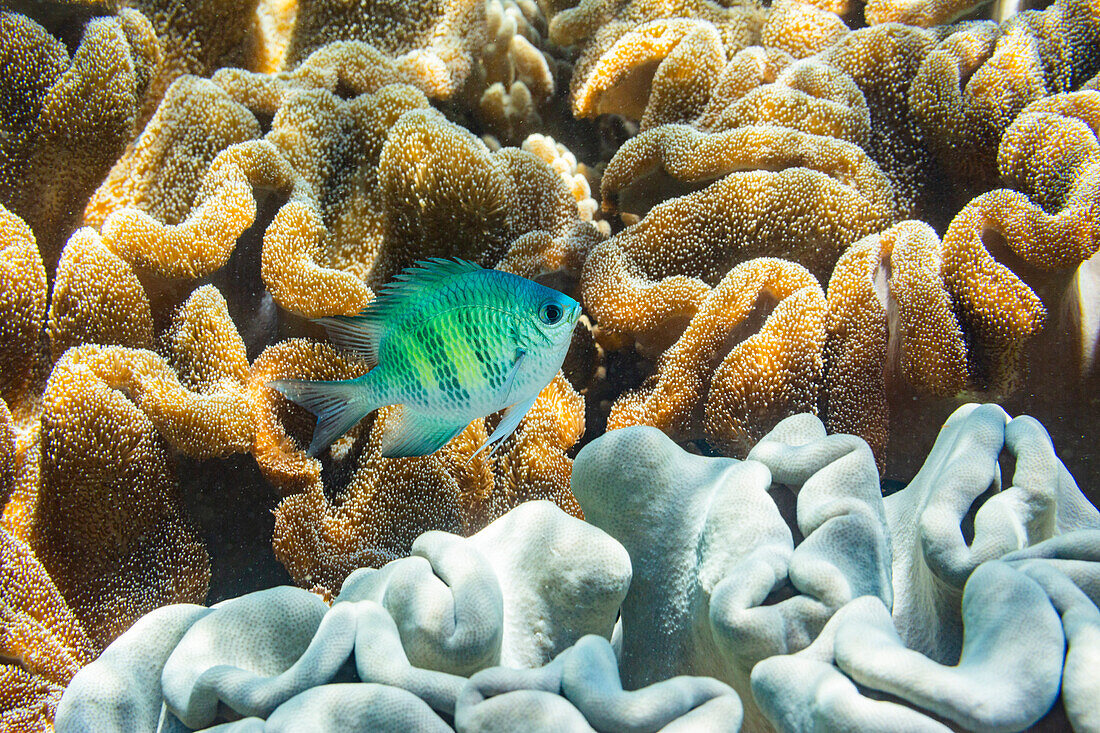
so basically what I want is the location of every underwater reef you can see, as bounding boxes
[1,0,1099,730]
[53,406,1100,731]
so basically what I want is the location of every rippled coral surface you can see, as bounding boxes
[1,0,1099,729]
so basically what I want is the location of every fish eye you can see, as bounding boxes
[539,302,563,325]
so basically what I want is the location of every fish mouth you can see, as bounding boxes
[570,303,583,322]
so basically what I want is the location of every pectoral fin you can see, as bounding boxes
[381,405,469,458]
[500,348,525,405]
[466,393,538,465]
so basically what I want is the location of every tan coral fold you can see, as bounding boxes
[249,339,371,494]
[83,76,262,239]
[87,78,597,320]
[21,285,252,647]
[0,528,95,732]
[945,90,1099,395]
[698,56,869,145]
[271,411,467,590]
[585,123,892,352]
[825,221,967,468]
[47,228,154,361]
[760,0,848,60]
[0,206,47,409]
[0,8,161,269]
[0,402,14,509]
[452,373,585,530]
[553,0,765,122]
[282,0,489,98]
[29,346,211,648]
[997,91,1100,376]
[909,0,1100,197]
[609,257,826,457]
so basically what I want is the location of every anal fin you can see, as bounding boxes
[381,405,469,458]
[466,393,538,465]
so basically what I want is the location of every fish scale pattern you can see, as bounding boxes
[384,285,523,415]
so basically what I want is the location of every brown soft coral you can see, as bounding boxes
[0,402,14,510]
[213,39,437,115]
[823,24,943,222]
[47,227,154,361]
[87,79,376,313]
[71,297,253,458]
[866,0,986,28]
[1,423,41,548]
[607,257,826,456]
[824,221,968,468]
[251,85,405,316]
[82,76,280,297]
[0,7,160,270]
[0,206,47,411]
[373,106,598,284]
[0,664,57,733]
[584,123,893,351]
[259,85,594,313]
[261,335,585,590]
[251,0,299,74]
[825,125,1098,472]
[271,414,464,589]
[943,190,1098,394]
[553,0,855,131]
[451,372,585,528]
[552,0,764,123]
[577,18,730,125]
[910,0,1100,198]
[0,527,94,731]
[696,55,870,146]
[85,78,598,319]
[610,18,860,142]
[999,90,1100,216]
[938,93,1099,396]
[124,0,263,123]
[84,75,263,238]
[759,0,848,60]
[375,107,520,279]
[685,45,794,132]
[909,21,1038,197]
[283,0,488,98]
[27,346,211,647]
[163,286,252,404]
[16,285,257,646]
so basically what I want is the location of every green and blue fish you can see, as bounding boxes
[270,258,582,459]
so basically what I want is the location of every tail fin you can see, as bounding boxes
[268,378,377,456]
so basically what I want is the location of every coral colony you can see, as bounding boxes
[0,0,1098,731]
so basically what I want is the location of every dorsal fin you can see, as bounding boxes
[314,314,384,366]
[374,258,483,318]
[314,258,483,366]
